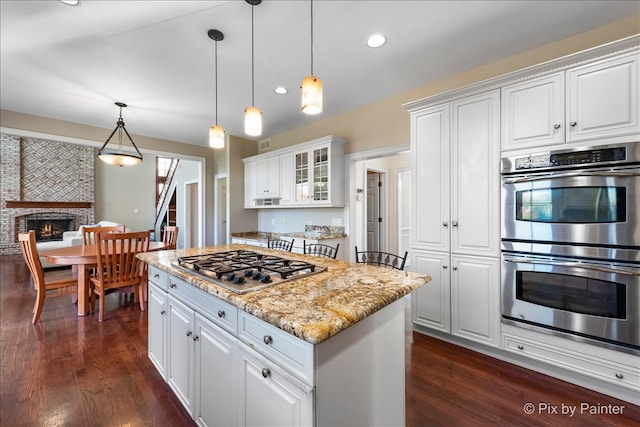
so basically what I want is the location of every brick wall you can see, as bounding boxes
[1,133,95,255]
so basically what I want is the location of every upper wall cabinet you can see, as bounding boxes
[243,136,346,209]
[244,155,281,207]
[502,52,639,151]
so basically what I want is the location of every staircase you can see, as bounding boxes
[154,158,179,237]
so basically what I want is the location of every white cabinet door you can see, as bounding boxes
[194,313,238,427]
[501,72,565,150]
[411,250,451,333]
[238,344,313,427]
[411,103,450,252]
[311,145,330,203]
[293,150,310,204]
[254,157,280,198]
[266,156,280,197]
[148,284,167,380]
[567,53,639,143]
[450,255,500,347]
[279,152,294,205]
[167,295,195,415]
[451,90,500,257]
[244,161,258,208]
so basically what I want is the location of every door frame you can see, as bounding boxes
[345,144,410,262]
[214,173,228,245]
[184,179,200,248]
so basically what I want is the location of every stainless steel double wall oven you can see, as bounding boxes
[501,142,640,353]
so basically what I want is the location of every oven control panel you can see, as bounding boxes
[502,144,633,173]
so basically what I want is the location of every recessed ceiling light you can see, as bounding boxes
[58,0,80,5]
[274,87,288,95]
[367,34,387,48]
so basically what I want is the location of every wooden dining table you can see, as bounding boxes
[41,241,168,316]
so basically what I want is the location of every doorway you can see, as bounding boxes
[366,170,383,251]
[347,146,411,263]
[184,181,200,248]
[214,174,228,245]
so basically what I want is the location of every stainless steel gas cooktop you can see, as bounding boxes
[171,250,326,294]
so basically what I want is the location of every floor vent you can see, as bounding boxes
[259,138,271,151]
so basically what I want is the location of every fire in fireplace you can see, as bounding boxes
[22,214,76,242]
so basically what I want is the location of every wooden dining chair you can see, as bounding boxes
[268,238,294,252]
[303,241,339,259]
[89,230,150,322]
[354,246,408,271]
[18,230,77,323]
[162,225,179,249]
[82,225,126,245]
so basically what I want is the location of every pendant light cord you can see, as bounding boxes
[310,0,314,76]
[215,38,219,125]
[251,3,255,107]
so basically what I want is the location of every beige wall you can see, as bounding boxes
[267,15,640,155]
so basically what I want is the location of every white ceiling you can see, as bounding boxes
[1,1,638,147]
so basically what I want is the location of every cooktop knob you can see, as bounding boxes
[260,275,272,284]
[226,273,236,281]
[244,269,254,277]
[234,276,246,284]
[252,272,262,280]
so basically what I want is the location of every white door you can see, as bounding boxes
[366,171,381,251]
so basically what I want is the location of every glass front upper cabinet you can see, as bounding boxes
[312,147,329,202]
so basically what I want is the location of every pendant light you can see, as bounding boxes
[301,0,322,115]
[244,0,262,137]
[98,102,143,167]
[208,29,225,149]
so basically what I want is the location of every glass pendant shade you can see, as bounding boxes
[301,75,323,115]
[244,106,262,136]
[209,125,225,148]
[98,151,143,167]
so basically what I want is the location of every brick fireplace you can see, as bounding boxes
[0,133,95,255]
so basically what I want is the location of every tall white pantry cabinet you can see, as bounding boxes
[408,90,501,347]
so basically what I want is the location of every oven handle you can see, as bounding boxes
[502,170,640,184]
[503,256,640,276]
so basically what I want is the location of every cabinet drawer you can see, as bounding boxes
[503,333,640,390]
[148,266,168,290]
[168,276,238,336]
[238,312,314,385]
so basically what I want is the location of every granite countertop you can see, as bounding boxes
[139,244,429,344]
[231,225,347,241]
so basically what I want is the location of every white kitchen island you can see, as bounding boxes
[139,244,430,427]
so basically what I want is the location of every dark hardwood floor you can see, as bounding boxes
[1,255,638,426]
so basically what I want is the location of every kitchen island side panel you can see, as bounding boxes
[315,298,406,427]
